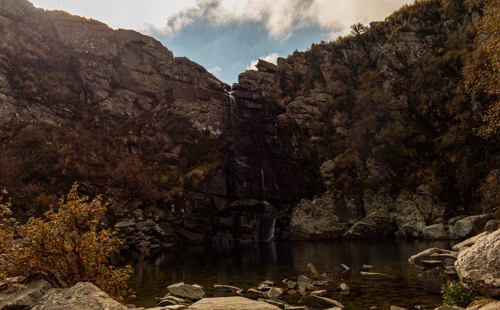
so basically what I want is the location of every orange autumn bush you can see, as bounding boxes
[0,183,131,300]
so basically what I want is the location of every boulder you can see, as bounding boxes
[298,295,345,309]
[470,301,500,310]
[289,199,347,239]
[286,280,297,289]
[343,208,396,238]
[449,215,491,239]
[188,297,280,310]
[311,290,327,296]
[213,285,242,293]
[31,282,128,310]
[455,228,500,296]
[0,279,53,309]
[452,231,491,252]
[423,224,449,240]
[168,283,205,300]
[408,247,458,270]
[417,267,451,294]
[307,263,321,279]
[337,283,350,295]
[157,295,188,307]
[484,220,500,232]
[297,281,315,294]
[465,299,500,310]
[391,194,427,239]
[264,287,284,300]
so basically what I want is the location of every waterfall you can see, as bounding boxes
[261,169,266,202]
[264,217,276,242]
[228,84,236,129]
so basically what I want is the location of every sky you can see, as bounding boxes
[30,0,414,84]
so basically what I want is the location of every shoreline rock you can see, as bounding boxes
[455,228,500,297]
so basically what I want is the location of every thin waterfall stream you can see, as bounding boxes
[261,168,265,202]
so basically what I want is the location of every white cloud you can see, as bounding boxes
[147,0,414,41]
[246,53,280,71]
[32,0,415,41]
[208,66,222,75]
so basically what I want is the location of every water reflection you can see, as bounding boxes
[115,239,456,309]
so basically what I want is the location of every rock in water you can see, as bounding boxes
[31,282,128,310]
[307,263,321,279]
[455,228,500,296]
[264,287,284,300]
[189,297,280,310]
[408,247,458,270]
[298,295,345,309]
[168,282,205,300]
[417,267,451,294]
[213,285,242,293]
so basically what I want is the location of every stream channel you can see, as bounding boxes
[115,239,457,309]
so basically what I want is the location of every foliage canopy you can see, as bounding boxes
[465,0,500,138]
[0,184,131,301]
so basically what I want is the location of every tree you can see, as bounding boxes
[0,184,131,301]
[464,0,500,138]
[350,23,367,35]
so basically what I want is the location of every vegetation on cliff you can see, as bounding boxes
[0,0,499,243]
[276,0,499,215]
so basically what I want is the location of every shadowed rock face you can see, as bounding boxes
[0,1,308,244]
[0,0,494,244]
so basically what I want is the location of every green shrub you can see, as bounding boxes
[441,280,475,308]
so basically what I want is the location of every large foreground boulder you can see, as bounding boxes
[31,282,128,310]
[455,228,500,296]
[188,297,280,310]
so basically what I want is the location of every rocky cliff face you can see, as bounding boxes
[227,0,497,240]
[0,0,498,246]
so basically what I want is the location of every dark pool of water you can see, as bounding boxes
[114,239,457,309]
